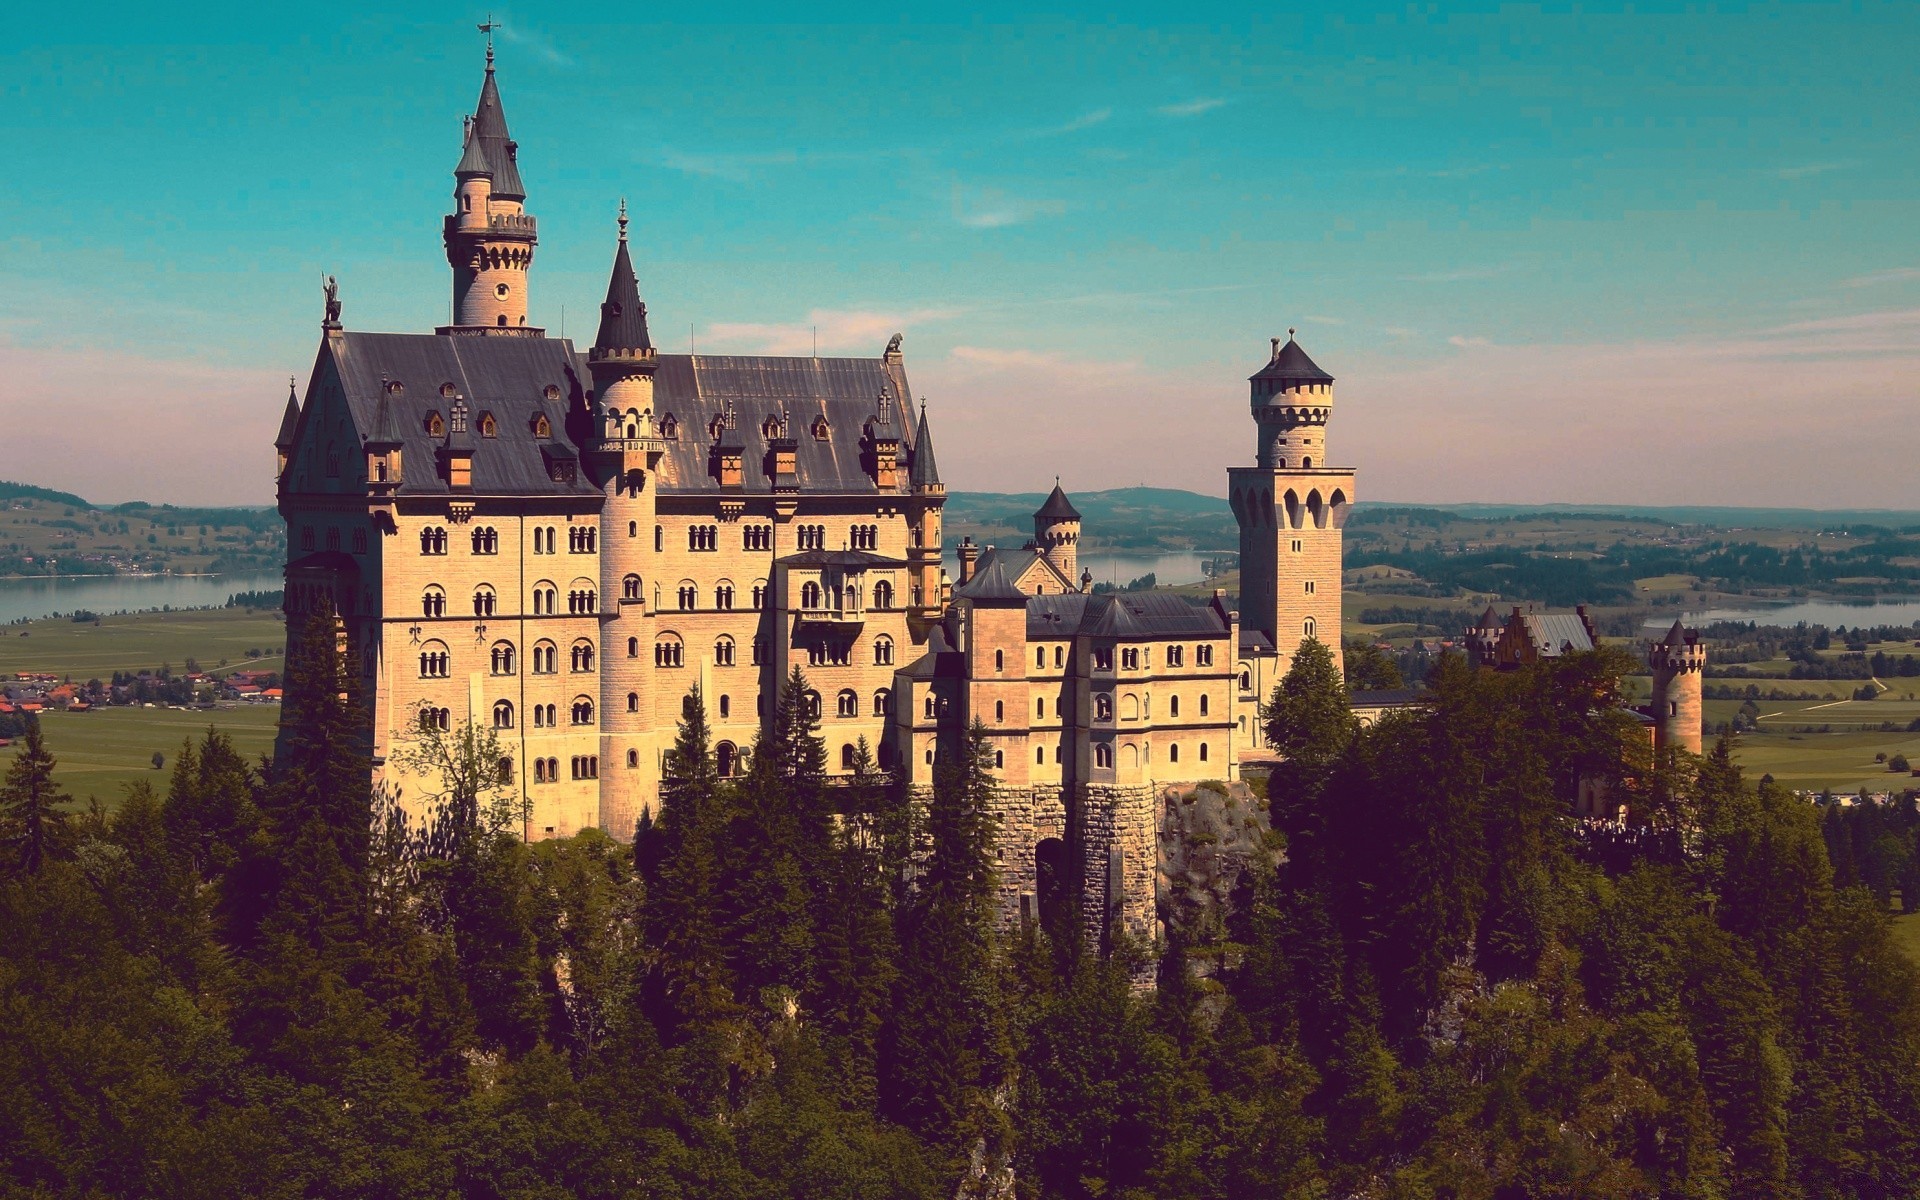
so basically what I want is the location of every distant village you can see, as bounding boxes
[0,664,282,745]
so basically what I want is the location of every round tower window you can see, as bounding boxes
[495,283,511,299]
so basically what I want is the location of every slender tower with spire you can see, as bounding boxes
[906,400,947,623]
[441,31,542,336]
[1227,331,1356,675]
[583,202,664,836]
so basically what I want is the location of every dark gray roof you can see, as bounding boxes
[592,230,652,355]
[956,557,1029,606]
[1035,483,1080,523]
[975,545,1062,589]
[1240,629,1276,654]
[466,65,526,200]
[908,402,940,489]
[648,354,917,494]
[454,126,491,178]
[1350,688,1425,708]
[366,388,402,446]
[275,382,302,449]
[1026,590,1229,639]
[1660,618,1691,646]
[1250,335,1333,385]
[323,332,594,496]
[776,549,907,568]
[899,623,966,680]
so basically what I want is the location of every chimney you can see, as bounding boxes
[957,537,979,584]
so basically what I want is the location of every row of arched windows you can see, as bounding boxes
[471,527,498,554]
[848,524,879,550]
[568,527,598,553]
[744,525,773,551]
[688,525,718,551]
[795,524,827,550]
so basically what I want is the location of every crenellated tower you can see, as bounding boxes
[583,203,664,835]
[441,40,542,336]
[1227,332,1355,675]
[1648,619,1706,756]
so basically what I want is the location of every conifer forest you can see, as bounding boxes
[4,611,1920,1199]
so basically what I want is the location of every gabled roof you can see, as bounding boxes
[955,557,1029,606]
[1026,590,1230,640]
[1520,613,1595,657]
[592,224,653,355]
[275,381,302,449]
[1034,483,1080,523]
[974,545,1072,596]
[1249,334,1333,386]
[465,64,526,200]
[776,549,907,569]
[908,403,940,489]
[365,388,402,447]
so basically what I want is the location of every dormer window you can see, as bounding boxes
[424,410,445,437]
[439,382,458,398]
[659,414,678,440]
[530,413,551,439]
[709,416,727,441]
[762,415,782,439]
[543,384,562,402]
[810,416,830,441]
[478,411,497,438]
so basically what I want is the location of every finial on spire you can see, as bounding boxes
[617,198,628,242]
[478,14,500,70]
[1289,327,1296,339]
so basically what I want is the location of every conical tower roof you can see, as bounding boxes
[274,380,302,449]
[466,61,525,200]
[454,123,492,178]
[1035,482,1081,523]
[1660,618,1690,646]
[909,401,941,489]
[1250,332,1333,386]
[592,207,653,356]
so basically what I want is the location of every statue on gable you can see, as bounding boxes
[322,275,342,330]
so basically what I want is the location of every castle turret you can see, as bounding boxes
[1033,481,1081,585]
[275,378,301,480]
[907,400,946,621]
[582,205,665,836]
[440,41,541,336]
[1226,332,1354,675]
[1648,619,1706,755]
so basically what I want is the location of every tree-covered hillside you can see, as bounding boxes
[3,615,1919,1197]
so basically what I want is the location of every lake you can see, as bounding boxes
[945,549,1233,589]
[0,570,285,626]
[1645,598,1920,631]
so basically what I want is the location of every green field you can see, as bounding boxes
[1894,910,1920,971]
[5,703,282,806]
[0,607,284,681]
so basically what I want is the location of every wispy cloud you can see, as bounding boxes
[1051,108,1112,135]
[1842,267,1920,289]
[1773,161,1854,180]
[950,183,1067,229]
[1447,335,1492,348]
[1399,263,1521,283]
[497,19,573,67]
[1158,97,1226,117]
[659,148,801,182]
[699,308,962,356]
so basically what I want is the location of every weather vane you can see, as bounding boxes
[478,14,500,68]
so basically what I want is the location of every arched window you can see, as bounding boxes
[654,525,664,552]
[1304,618,1317,639]
[531,413,551,438]
[489,641,516,675]
[627,749,640,769]
[471,527,498,554]
[497,756,514,784]
[994,649,1004,671]
[425,411,446,437]
[994,750,1004,769]
[532,640,557,674]
[1095,694,1113,721]
[677,583,697,610]
[654,636,684,668]
[801,581,822,609]
[873,689,890,717]
[628,520,637,538]
[873,580,894,609]
[493,700,514,729]
[716,742,738,777]
[715,636,736,667]
[1199,743,1210,762]
[995,700,1004,721]
[623,574,642,600]
[1199,694,1209,716]
[874,635,894,666]
[836,689,858,718]
[472,585,496,617]
[751,583,767,610]
[418,640,450,679]
[1239,669,1252,691]
[715,582,734,610]
[805,691,822,720]
[628,692,640,713]
[478,411,497,438]
[1169,743,1180,763]
[421,586,446,618]
[627,637,639,658]
[1037,746,1045,764]
[841,744,857,770]
[571,698,595,725]
[718,694,731,719]
[1170,695,1180,718]
[1122,694,1140,721]
[571,640,596,672]
[1037,647,1046,668]
[925,694,938,719]
[1037,697,1045,717]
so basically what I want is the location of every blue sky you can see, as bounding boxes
[2,1,1916,506]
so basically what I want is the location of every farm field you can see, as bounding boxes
[0,608,284,680]
[1894,909,1920,971]
[6,703,282,808]
[1728,727,1920,794]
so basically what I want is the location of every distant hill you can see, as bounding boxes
[946,488,1235,552]
[0,480,281,577]
[0,480,91,509]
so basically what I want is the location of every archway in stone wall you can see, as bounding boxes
[1036,837,1070,941]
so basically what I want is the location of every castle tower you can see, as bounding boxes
[1227,333,1355,675]
[1648,619,1706,755]
[907,401,947,621]
[440,41,542,336]
[274,378,301,480]
[1033,482,1082,585]
[583,204,663,835]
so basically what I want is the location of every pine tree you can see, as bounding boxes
[0,718,71,874]
[814,738,900,1106]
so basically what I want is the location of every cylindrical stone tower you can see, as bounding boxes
[1648,619,1706,755]
[1033,482,1081,586]
[440,47,542,337]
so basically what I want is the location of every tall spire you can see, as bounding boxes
[591,204,653,357]
[909,399,942,490]
[275,377,301,449]
[464,53,525,199]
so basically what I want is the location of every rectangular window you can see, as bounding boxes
[1291,539,1303,553]
[1304,580,1316,594]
